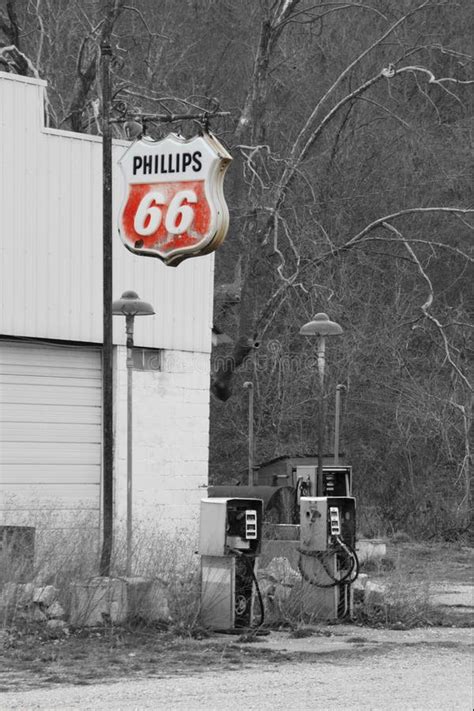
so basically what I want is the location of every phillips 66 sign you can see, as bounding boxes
[118,132,232,267]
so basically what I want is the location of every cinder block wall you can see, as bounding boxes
[114,347,210,548]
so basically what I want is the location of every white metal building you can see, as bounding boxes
[0,72,214,561]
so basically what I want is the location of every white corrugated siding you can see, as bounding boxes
[0,340,102,519]
[0,72,214,352]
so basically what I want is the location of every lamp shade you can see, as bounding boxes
[112,290,155,317]
[299,312,342,337]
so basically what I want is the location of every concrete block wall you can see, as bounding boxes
[114,346,210,546]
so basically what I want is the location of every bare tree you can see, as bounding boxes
[4,0,472,534]
[211,1,473,406]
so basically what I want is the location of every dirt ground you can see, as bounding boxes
[0,542,472,710]
[0,627,472,710]
[379,541,473,587]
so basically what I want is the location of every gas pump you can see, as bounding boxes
[199,497,264,631]
[295,465,352,500]
[299,496,359,620]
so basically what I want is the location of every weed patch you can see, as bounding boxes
[0,623,309,692]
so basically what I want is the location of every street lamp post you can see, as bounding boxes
[243,382,255,486]
[334,384,346,465]
[112,291,155,576]
[299,313,343,496]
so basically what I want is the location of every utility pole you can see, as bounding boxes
[243,382,255,485]
[97,0,229,574]
[99,3,114,576]
[334,384,345,465]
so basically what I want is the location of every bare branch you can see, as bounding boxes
[382,221,472,393]
[273,214,301,285]
[276,2,388,28]
[454,212,474,231]
[33,0,44,70]
[272,0,302,30]
[352,236,474,264]
[393,64,473,109]
[273,5,439,208]
[395,64,474,87]
[118,88,223,115]
[285,2,429,169]
[276,70,383,204]
[121,5,169,40]
[343,208,474,251]
[355,96,411,129]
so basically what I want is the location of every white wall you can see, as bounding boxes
[114,347,210,541]
[0,72,216,569]
[0,71,214,353]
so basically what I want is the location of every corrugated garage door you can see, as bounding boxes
[0,340,102,527]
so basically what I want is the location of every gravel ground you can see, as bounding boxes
[1,627,472,711]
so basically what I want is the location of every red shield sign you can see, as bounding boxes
[118,133,232,266]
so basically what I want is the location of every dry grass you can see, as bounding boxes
[0,623,293,692]
[353,541,474,628]
[385,541,473,585]
[258,541,473,631]
[0,534,472,696]
[1,523,472,695]
[1,519,204,636]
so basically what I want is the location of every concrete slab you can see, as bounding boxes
[431,583,473,611]
[209,625,473,655]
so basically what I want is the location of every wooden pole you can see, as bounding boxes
[248,383,255,486]
[125,315,134,576]
[334,384,344,465]
[99,29,114,577]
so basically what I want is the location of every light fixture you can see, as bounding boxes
[112,290,155,576]
[300,313,343,495]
